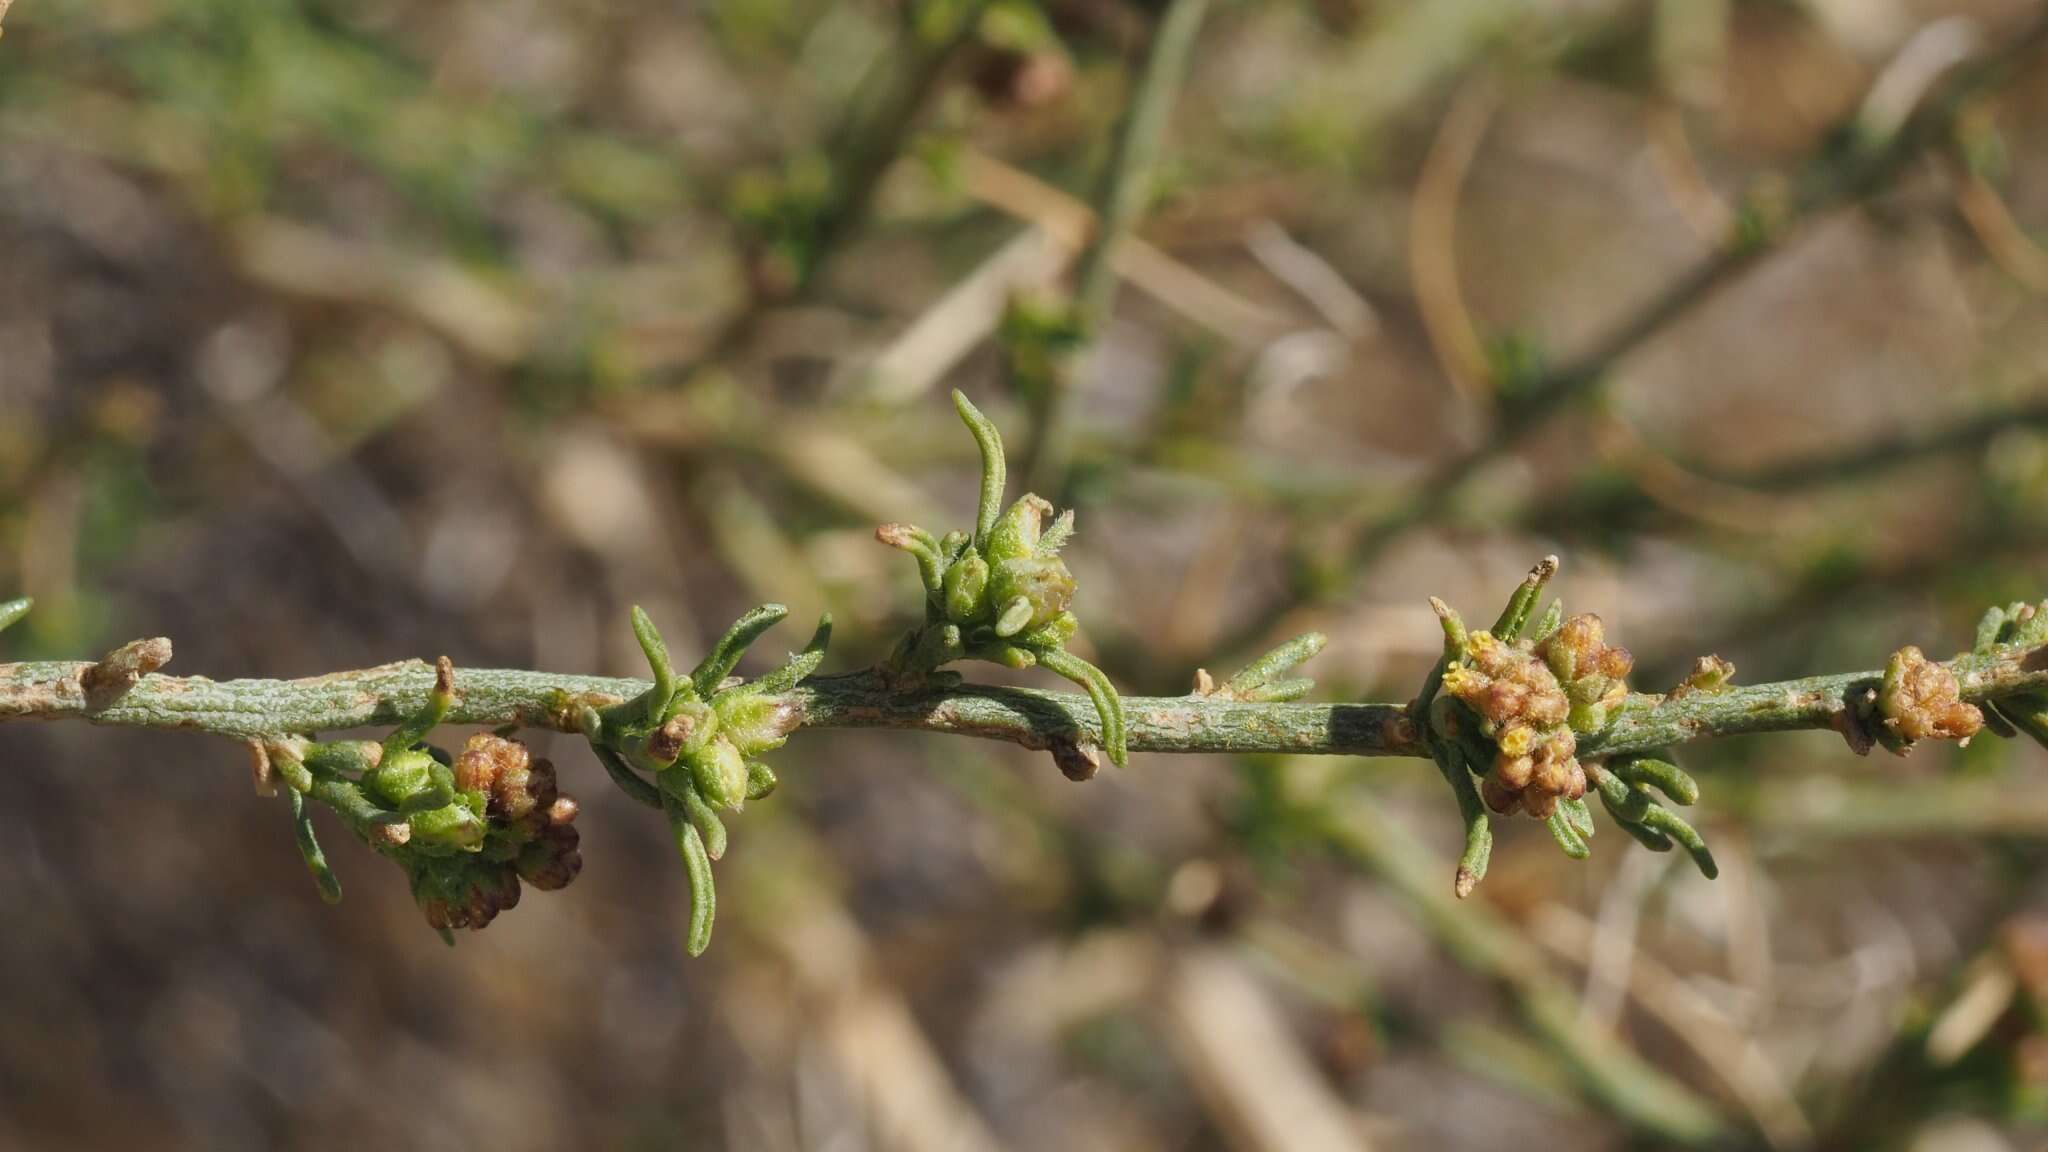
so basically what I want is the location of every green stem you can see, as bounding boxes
[4,647,2043,761]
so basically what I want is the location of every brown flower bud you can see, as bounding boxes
[1598,646,1634,681]
[1495,754,1534,791]
[1879,645,1985,747]
[1481,775,1519,814]
[517,824,583,891]
[456,732,524,795]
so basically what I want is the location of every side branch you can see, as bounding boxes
[4,647,2044,760]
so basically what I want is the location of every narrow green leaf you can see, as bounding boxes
[953,389,1007,546]
[1491,556,1559,643]
[1547,807,1590,859]
[682,786,729,860]
[1976,605,2009,653]
[1430,597,1468,657]
[1225,632,1327,697]
[1636,802,1717,879]
[1038,647,1126,768]
[1426,745,1494,897]
[0,597,30,636]
[668,796,719,957]
[2017,602,2048,648]
[632,605,680,721]
[590,741,665,809]
[290,790,343,904]
[1613,817,1676,853]
[1242,677,1317,703]
[1611,757,1698,806]
[693,604,790,697]
[1560,795,1595,839]
[877,524,946,593]
[748,613,834,695]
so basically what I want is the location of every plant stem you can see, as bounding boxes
[5,645,2042,761]
[1021,0,1212,493]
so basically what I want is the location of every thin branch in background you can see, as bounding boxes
[1018,0,1214,494]
[1954,160,2048,291]
[731,823,1010,1152]
[1528,904,1817,1150]
[1164,945,1378,1152]
[964,149,1287,343]
[853,226,1071,403]
[1304,776,1731,1145]
[802,1,994,287]
[1199,14,2048,669]
[1588,409,1799,537]
[666,0,994,382]
[1516,391,2048,562]
[1645,102,1736,243]
[1411,71,1499,407]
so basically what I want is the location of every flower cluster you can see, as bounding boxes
[1434,610,1634,822]
[1441,630,1581,820]
[876,390,1125,769]
[265,659,584,940]
[406,734,583,931]
[579,604,827,955]
[1877,645,1984,749]
[1418,558,1712,897]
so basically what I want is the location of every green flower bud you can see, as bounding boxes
[988,556,1075,633]
[1543,641,1576,685]
[367,748,439,809]
[943,552,991,622]
[714,691,802,757]
[992,645,1037,669]
[745,760,779,800]
[994,596,1035,638]
[986,494,1053,563]
[1017,610,1079,649]
[688,737,750,810]
[1567,698,1609,735]
[408,795,488,849]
